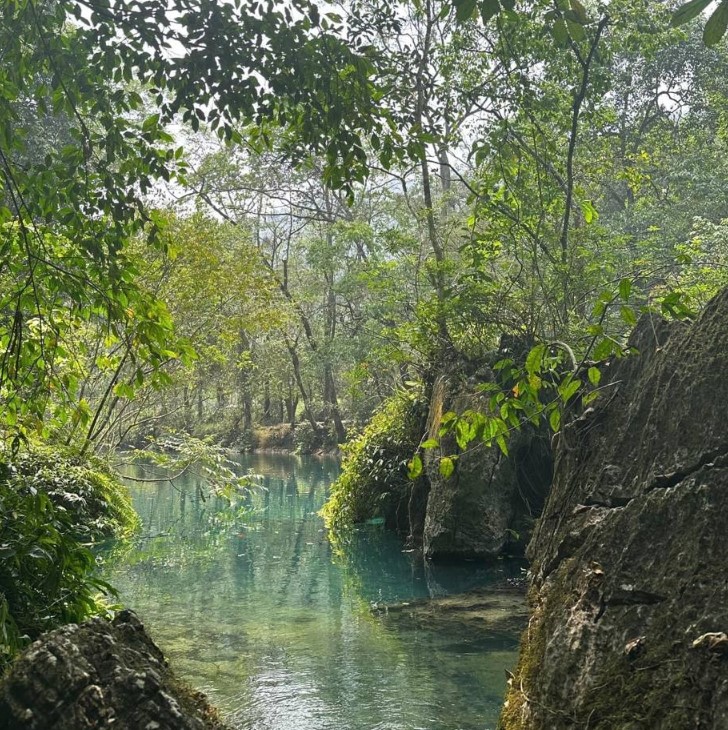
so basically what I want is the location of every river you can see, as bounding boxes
[103,453,523,730]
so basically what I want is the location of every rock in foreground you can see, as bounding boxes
[0,610,230,730]
[501,290,728,729]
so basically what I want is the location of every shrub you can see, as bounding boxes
[292,421,337,454]
[0,443,139,668]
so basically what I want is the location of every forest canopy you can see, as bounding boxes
[0,0,727,453]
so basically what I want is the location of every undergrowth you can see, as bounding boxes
[322,385,428,533]
[0,442,139,669]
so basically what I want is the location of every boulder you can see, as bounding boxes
[0,610,230,730]
[423,374,552,560]
[501,289,728,729]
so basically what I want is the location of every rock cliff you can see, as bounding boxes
[0,610,230,730]
[500,289,728,729]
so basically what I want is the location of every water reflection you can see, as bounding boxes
[104,453,522,730]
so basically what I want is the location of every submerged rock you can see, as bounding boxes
[0,610,231,730]
[373,586,529,639]
[501,289,728,729]
[423,373,552,560]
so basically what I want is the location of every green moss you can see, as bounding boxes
[498,589,545,729]
[498,563,578,730]
[322,386,428,533]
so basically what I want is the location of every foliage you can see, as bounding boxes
[669,217,728,309]
[120,432,255,503]
[322,385,428,532]
[447,0,728,48]
[672,0,728,46]
[123,0,728,463]
[0,0,390,444]
[0,442,138,668]
[292,422,337,454]
[68,212,277,453]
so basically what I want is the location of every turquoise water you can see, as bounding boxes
[103,453,523,730]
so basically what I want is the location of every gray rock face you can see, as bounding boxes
[501,289,728,729]
[0,610,230,730]
[423,374,551,560]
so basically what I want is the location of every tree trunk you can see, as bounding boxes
[285,336,320,436]
[263,378,272,424]
[183,386,191,431]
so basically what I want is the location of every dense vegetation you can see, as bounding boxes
[0,443,137,668]
[1,0,728,686]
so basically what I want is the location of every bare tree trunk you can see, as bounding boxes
[285,335,320,436]
[263,378,272,424]
[183,386,191,431]
[415,0,450,349]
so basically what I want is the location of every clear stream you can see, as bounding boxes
[103,453,523,730]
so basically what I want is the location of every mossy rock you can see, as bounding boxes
[322,386,429,536]
[0,610,231,730]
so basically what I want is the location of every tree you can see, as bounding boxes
[0,0,386,441]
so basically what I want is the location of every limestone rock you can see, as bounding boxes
[501,289,728,729]
[423,374,552,560]
[0,610,230,730]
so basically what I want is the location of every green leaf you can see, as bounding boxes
[455,0,478,22]
[113,383,136,399]
[526,343,546,375]
[620,305,637,327]
[559,378,582,403]
[421,438,439,449]
[496,434,509,456]
[479,0,501,23]
[618,278,632,301]
[568,0,589,24]
[549,408,561,433]
[586,323,604,337]
[566,18,587,41]
[408,454,423,479]
[587,366,601,386]
[703,0,728,45]
[593,338,617,360]
[671,0,713,27]
[441,411,458,426]
[552,19,569,46]
[439,456,455,478]
[455,419,475,450]
[580,199,598,223]
[142,114,160,132]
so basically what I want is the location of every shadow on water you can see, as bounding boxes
[103,453,524,730]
